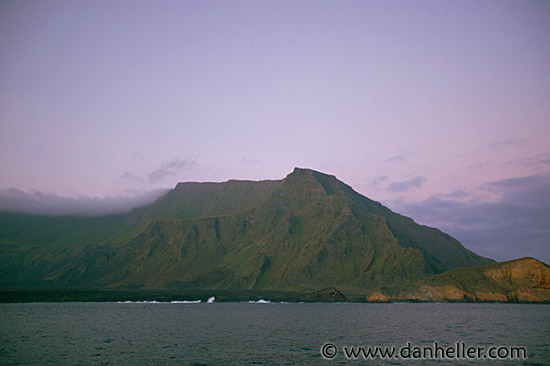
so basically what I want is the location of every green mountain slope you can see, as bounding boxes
[143,179,282,219]
[0,168,494,295]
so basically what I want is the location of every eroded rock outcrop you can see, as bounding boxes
[483,257,550,289]
[473,292,508,302]
[395,285,475,302]
[367,291,390,302]
[367,258,550,303]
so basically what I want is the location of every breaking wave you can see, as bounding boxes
[117,301,162,304]
[170,300,201,304]
[116,300,202,304]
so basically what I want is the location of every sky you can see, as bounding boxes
[1,1,549,263]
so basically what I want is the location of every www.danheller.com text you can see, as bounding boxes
[321,342,527,361]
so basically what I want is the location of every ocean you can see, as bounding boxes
[1,302,548,365]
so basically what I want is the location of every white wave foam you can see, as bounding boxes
[248,299,270,303]
[117,301,162,304]
[170,300,201,304]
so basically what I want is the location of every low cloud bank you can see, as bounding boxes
[391,174,550,264]
[0,188,169,216]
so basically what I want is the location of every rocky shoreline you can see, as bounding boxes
[367,257,550,303]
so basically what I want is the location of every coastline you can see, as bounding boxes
[2,289,548,304]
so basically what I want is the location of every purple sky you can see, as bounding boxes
[1,1,549,262]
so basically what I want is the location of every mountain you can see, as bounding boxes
[1,168,498,299]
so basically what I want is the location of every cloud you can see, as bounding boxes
[483,174,550,191]
[121,171,143,183]
[243,156,261,165]
[385,152,410,163]
[391,174,550,264]
[370,175,388,187]
[500,153,550,169]
[388,176,427,192]
[148,156,197,183]
[488,138,530,149]
[0,188,169,216]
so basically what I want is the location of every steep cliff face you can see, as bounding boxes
[370,258,550,303]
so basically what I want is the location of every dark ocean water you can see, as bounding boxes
[1,302,548,365]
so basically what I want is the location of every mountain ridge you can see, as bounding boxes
[5,167,544,302]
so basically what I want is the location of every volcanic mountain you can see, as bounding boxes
[1,168,497,300]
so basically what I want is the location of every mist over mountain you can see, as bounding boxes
[0,188,169,216]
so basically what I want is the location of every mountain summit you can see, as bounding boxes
[1,168,494,297]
